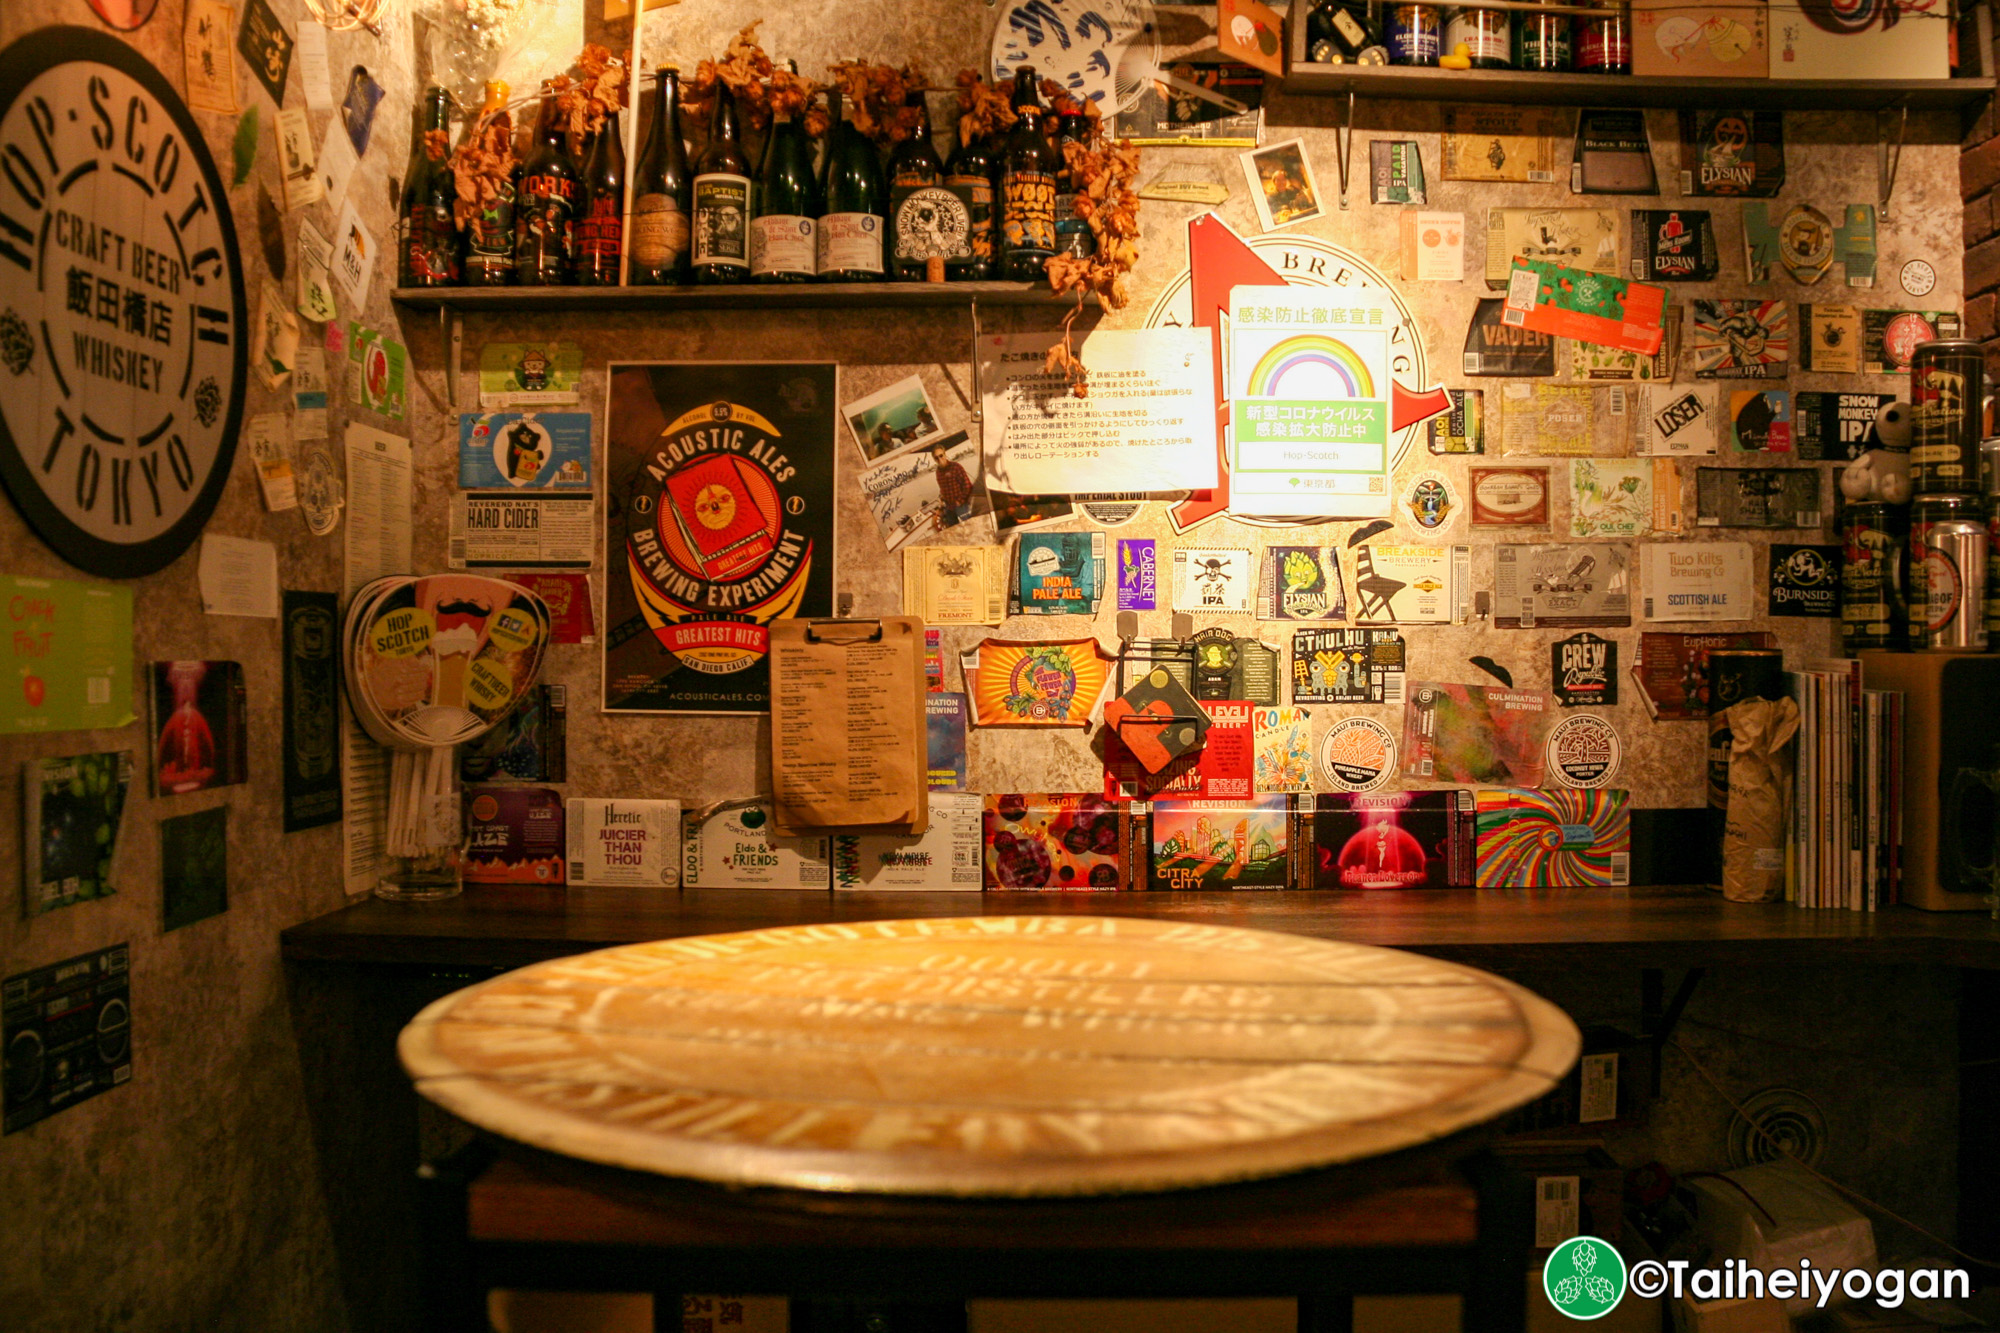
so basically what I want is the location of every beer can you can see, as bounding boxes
[1706,648,1785,811]
[1575,2,1630,73]
[1908,494,1990,650]
[1514,5,1572,69]
[1910,340,1985,496]
[1444,7,1513,66]
[1840,499,1906,653]
[1386,4,1442,65]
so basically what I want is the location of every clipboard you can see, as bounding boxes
[768,616,929,837]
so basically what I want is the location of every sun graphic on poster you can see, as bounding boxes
[693,484,737,530]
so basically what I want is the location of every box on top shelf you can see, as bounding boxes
[1632,0,1769,78]
[1768,0,1950,80]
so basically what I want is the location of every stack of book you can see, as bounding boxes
[1788,659,1903,910]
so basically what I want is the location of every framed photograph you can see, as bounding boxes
[843,374,945,462]
[1240,137,1323,232]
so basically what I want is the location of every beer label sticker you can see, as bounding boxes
[1401,470,1459,531]
[1777,205,1834,285]
[1321,716,1397,793]
[1768,543,1840,618]
[1545,714,1621,789]
[1552,631,1618,706]
[1470,466,1551,526]
[298,447,344,536]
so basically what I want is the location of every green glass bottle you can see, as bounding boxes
[818,84,886,282]
[691,84,752,284]
[628,68,691,285]
[1052,103,1096,261]
[944,124,997,282]
[398,86,460,286]
[575,109,626,285]
[751,72,820,283]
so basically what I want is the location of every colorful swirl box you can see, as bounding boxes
[1474,788,1632,888]
[1502,259,1669,357]
[983,794,1136,890]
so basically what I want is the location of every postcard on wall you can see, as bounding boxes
[1569,460,1653,540]
[236,0,293,107]
[844,374,947,462]
[1401,682,1555,787]
[1228,285,1398,517]
[1493,543,1632,628]
[1484,208,1621,288]
[0,576,135,736]
[602,363,837,715]
[1291,628,1405,705]
[1470,466,1551,527]
[457,413,592,489]
[1241,137,1324,231]
[479,343,585,407]
[860,431,981,550]
[149,662,248,796]
[1173,548,1253,614]
[1640,542,1755,621]
[450,494,593,569]
[184,0,240,114]
[1441,106,1561,183]
[1633,384,1719,456]
[1464,299,1555,377]
[1502,383,1594,456]
[904,547,1007,625]
[1695,467,1821,529]
[1400,211,1464,281]
[1010,532,1108,616]
[1256,546,1347,621]
[833,794,984,890]
[329,199,374,309]
[682,802,833,889]
[1427,390,1483,454]
[981,328,1217,494]
[1690,300,1790,379]
[1631,209,1719,282]
[3,945,131,1132]
[1351,544,1468,625]
[275,106,321,211]
[161,805,229,931]
[22,753,133,917]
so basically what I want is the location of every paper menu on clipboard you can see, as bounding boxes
[769,617,929,836]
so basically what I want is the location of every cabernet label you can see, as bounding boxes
[1002,170,1057,255]
[692,174,750,266]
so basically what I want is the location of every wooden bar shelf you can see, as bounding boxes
[391,280,1075,313]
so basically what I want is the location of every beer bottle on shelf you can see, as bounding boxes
[998,68,1059,282]
[576,109,626,285]
[944,121,997,282]
[1052,101,1096,261]
[691,84,753,284]
[460,80,517,287]
[515,83,580,285]
[398,86,461,287]
[752,75,820,284]
[887,91,961,282]
[818,82,887,282]
[1514,0,1573,70]
[1306,0,1379,62]
[629,67,692,286]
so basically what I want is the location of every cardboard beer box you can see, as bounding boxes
[1474,788,1632,888]
[682,801,833,889]
[1311,791,1475,889]
[983,793,1137,890]
[1147,796,1301,890]
[565,798,681,888]
[834,793,983,890]
[1768,0,1948,80]
[1632,0,1768,77]
[462,785,566,885]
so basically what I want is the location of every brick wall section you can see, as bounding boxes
[1964,72,2000,362]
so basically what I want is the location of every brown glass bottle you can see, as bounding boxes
[629,68,692,285]
[461,81,518,287]
[887,91,963,282]
[576,110,626,285]
[944,127,997,282]
[398,86,460,286]
[692,84,752,284]
[515,84,580,285]
[1052,104,1096,261]
[998,68,1059,281]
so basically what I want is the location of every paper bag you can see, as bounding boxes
[1721,695,1799,902]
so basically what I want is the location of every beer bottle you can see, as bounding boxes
[818,83,887,281]
[460,81,517,287]
[887,91,960,282]
[1052,102,1096,261]
[998,68,1059,281]
[752,76,820,283]
[944,122,997,281]
[514,83,580,285]
[576,109,626,285]
[628,68,692,285]
[691,84,752,284]
[398,86,461,287]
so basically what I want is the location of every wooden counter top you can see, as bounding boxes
[281,884,2000,972]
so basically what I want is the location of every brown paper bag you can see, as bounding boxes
[1721,696,1800,903]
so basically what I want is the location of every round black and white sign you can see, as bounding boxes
[0,28,246,578]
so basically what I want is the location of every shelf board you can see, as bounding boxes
[391,280,1080,313]
[1279,62,1995,110]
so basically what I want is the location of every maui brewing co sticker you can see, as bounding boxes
[1546,713,1621,789]
[1321,716,1396,793]
[0,29,247,578]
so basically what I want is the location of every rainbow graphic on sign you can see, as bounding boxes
[1245,335,1376,399]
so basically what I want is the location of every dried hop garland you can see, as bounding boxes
[1039,93,1143,397]
[448,100,515,233]
[549,44,629,157]
[682,23,826,135]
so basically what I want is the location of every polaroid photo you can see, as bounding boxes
[845,374,945,463]
[1241,138,1323,232]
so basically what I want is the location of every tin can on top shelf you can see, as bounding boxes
[1841,499,1906,653]
[1387,4,1443,64]
[1444,7,1513,65]
[1908,494,1989,651]
[1910,340,1985,496]
[1575,0,1631,73]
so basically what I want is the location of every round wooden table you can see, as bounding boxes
[401,915,1578,1197]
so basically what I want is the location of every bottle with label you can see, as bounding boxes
[1443,8,1512,68]
[460,80,518,287]
[1574,0,1630,73]
[944,124,997,281]
[692,84,752,284]
[999,68,1060,282]
[818,86,887,282]
[888,91,963,282]
[576,110,626,285]
[752,83,820,283]
[629,68,692,286]
[1306,0,1379,62]
[1052,102,1097,261]
[515,84,580,285]
[398,86,461,287]
[1514,0,1573,70]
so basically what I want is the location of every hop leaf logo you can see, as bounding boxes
[1543,1237,1626,1321]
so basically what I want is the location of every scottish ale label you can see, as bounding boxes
[691,173,751,268]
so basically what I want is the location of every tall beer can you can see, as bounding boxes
[1908,494,1990,650]
[1910,341,1984,496]
[1841,500,1906,653]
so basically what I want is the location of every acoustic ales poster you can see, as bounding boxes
[603,364,837,713]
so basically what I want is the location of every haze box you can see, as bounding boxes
[462,786,566,885]
[1310,791,1474,889]
[983,794,1138,890]
[1695,468,1822,529]
[565,798,682,888]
